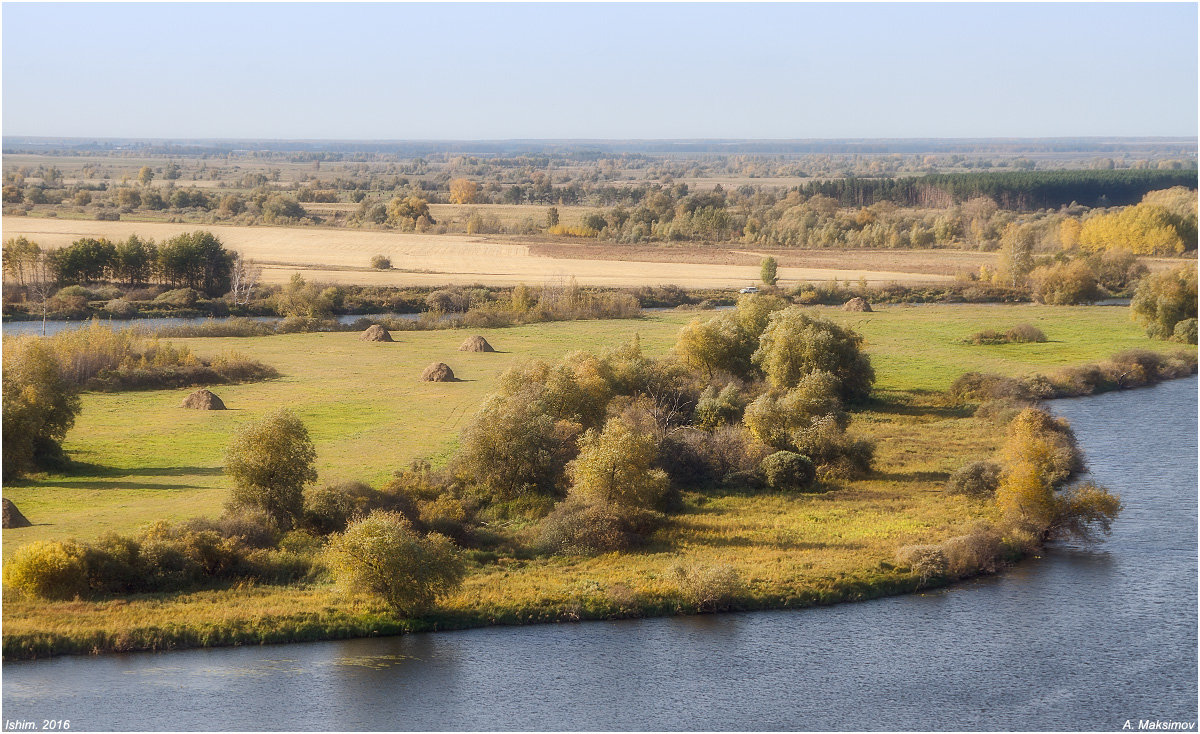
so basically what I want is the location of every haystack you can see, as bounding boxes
[421,362,455,382]
[459,335,495,352]
[843,297,873,312]
[360,324,394,342]
[3,498,31,529]
[181,388,226,410]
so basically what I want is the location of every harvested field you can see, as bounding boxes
[4,218,957,288]
[9,217,1185,290]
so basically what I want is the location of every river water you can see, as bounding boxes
[0,313,421,337]
[2,378,1196,731]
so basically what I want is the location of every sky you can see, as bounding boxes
[3,2,1197,140]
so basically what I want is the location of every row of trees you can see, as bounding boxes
[3,231,237,296]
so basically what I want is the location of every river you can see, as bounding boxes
[2,378,1196,731]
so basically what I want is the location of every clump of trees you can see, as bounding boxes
[1130,265,1197,343]
[2,337,81,476]
[452,295,877,554]
[4,231,236,297]
[1078,187,1197,256]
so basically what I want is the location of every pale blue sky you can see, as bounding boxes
[3,2,1196,139]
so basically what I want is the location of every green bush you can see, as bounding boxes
[103,298,137,318]
[1131,265,1198,340]
[3,337,82,476]
[1172,318,1198,345]
[751,307,875,403]
[154,288,199,307]
[790,415,875,479]
[326,510,465,616]
[226,409,318,530]
[760,451,816,491]
[55,285,92,299]
[2,540,89,600]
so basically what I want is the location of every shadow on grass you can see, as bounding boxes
[863,394,973,420]
[51,478,209,491]
[63,461,224,479]
[872,470,951,483]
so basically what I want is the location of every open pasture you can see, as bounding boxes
[2,303,1180,551]
[2,302,1192,656]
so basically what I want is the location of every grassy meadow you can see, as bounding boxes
[3,303,1194,658]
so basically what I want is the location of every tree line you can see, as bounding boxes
[792,169,1198,210]
[3,231,236,296]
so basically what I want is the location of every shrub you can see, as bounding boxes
[204,510,280,549]
[537,497,663,555]
[945,460,1002,498]
[370,255,392,270]
[760,451,816,491]
[751,307,874,402]
[154,288,199,307]
[941,526,1003,576]
[103,298,137,318]
[673,563,744,612]
[55,285,92,299]
[2,540,89,599]
[1005,323,1047,343]
[967,324,1047,345]
[1131,265,1198,340]
[998,408,1084,488]
[225,409,318,530]
[326,510,465,616]
[1173,318,1198,345]
[742,371,847,450]
[302,482,368,535]
[895,544,947,583]
[1028,260,1103,305]
[949,371,1037,403]
[657,426,768,488]
[693,383,745,429]
[790,415,874,479]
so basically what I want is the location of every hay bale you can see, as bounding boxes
[459,335,495,352]
[2,498,31,529]
[421,362,455,382]
[360,324,394,342]
[843,297,873,312]
[181,389,226,410]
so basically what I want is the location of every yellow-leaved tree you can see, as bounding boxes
[449,178,479,204]
[569,414,668,509]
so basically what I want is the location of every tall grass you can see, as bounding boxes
[4,320,278,390]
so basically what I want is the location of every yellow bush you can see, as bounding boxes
[2,540,88,600]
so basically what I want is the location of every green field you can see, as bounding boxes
[2,304,1192,657]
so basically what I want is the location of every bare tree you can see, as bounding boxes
[229,252,262,307]
[27,251,57,336]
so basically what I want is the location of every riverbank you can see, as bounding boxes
[3,305,1195,660]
